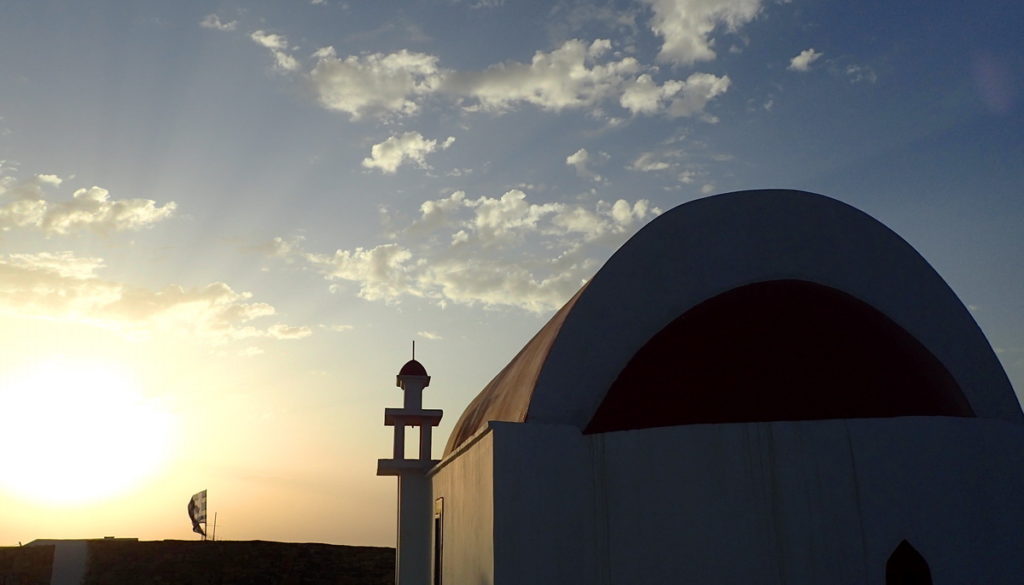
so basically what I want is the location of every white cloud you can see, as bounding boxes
[309,47,444,120]
[200,14,237,31]
[0,252,307,344]
[565,148,607,182]
[306,244,416,303]
[6,251,106,280]
[845,64,877,84]
[629,151,675,171]
[620,72,731,117]
[642,0,763,65]
[417,330,443,340]
[669,73,731,117]
[788,48,823,72]
[251,31,300,72]
[362,132,455,174]
[46,186,176,235]
[467,190,564,240]
[273,51,301,72]
[620,74,679,115]
[0,173,175,235]
[449,39,641,113]
[245,32,729,120]
[266,323,313,340]
[275,190,660,312]
[250,31,289,50]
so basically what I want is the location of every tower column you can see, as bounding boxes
[419,426,432,460]
[377,358,443,585]
[397,474,431,584]
[394,425,406,459]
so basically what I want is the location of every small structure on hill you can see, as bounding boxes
[379,189,1024,585]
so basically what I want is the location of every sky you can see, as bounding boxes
[0,0,1021,547]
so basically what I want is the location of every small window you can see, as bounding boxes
[433,497,444,585]
[886,540,932,585]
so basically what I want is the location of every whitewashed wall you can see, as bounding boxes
[429,430,495,585]
[476,417,1024,584]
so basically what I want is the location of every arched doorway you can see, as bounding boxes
[886,540,932,585]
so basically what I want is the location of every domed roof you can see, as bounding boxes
[398,359,428,377]
[443,189,1020,456]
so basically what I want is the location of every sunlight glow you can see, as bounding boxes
[0,358,177,505]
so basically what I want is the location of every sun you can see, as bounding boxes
[0,358,177,505]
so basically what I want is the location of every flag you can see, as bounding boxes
[188,490,207,537]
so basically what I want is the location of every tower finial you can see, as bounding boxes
[412,340,415,360]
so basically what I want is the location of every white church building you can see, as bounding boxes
[377,189,1024,585]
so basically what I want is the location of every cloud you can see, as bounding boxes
[251,31,289,50]
[251,31,300,72]
[449,39,728,117]
[417,330,443,340]
[6,251,106,280]
[788,48,823,72]
[449,39,640,113]
[301,38,728,120]
[620,74,678,115]
[465,190,565,241]
[0,173,175,235]
[845,64,877,84]
[565,148,607,182]
[266,323,313,340]
[306,244,416,302]
[0,252,308,344]
[619,72,730,117]
[200,14,237,31]
[641,0,763,65]
[309,47,444,120]
[274,190,660,312]
[629,151,677,172]
[362,132,455,174]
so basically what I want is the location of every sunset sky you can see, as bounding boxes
[1,0,1021,547]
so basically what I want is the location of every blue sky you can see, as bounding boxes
[1,0,1021,546]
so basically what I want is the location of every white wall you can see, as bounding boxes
[430,430,495,585]
[491,422,604,585]
[485,417,1024,584]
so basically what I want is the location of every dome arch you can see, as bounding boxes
[445,190,1020,455]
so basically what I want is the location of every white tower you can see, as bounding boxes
[377,356,442,585]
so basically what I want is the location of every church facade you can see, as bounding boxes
[380,190,1024,585]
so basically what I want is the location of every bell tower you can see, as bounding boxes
[377,349,442,585]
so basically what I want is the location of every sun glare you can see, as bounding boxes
[0,358,177,505]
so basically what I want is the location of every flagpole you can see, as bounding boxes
[212,513,218,542]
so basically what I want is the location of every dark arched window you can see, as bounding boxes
[586,280,974,433]
[887,540,932,585]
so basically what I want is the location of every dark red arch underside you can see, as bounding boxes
[585,280,974,434]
